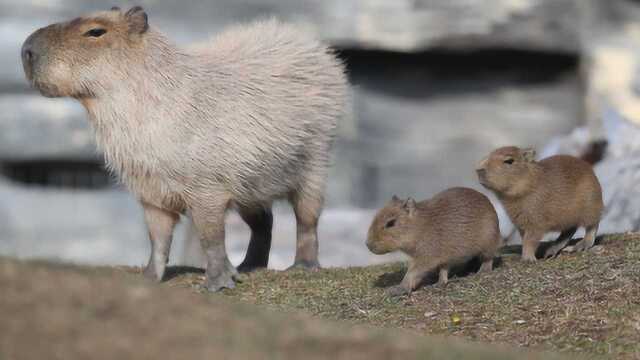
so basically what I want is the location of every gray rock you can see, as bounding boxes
[0,0,592,91]
[0,0,619,267]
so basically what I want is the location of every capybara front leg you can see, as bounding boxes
[238,205,273,272]
[191,197,237,292]
[142,202,179,282]
[522,231,543,262]
[387,262,430,297]
[438,267,449,286]
[479,258,494,272]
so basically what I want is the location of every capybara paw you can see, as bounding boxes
[589,245,605,254]
[386,285,410,297]
[286,260,320,272]
[544,246,562,259]
[142,265,163,282]
[563,243,588,253]
[204,272,236,292]
[573,241,589,252]
[522,254,537,263]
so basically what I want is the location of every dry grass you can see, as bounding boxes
[2,233,638,359]
[164,233,640,359]
[1,258,560,360]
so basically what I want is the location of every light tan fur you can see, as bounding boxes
[21,7,349,291]
[476,146,604,262]
[366,188,501,296]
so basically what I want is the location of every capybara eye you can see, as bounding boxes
[84,28,107,37]
[503,158,514,165]
[385,219,396,228]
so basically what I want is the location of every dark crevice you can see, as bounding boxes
[334,47,580,99]
[0,160,114,189]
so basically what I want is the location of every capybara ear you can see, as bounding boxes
[403,198,417,216]
[391,195,400,203]
[125,6,149,34]
[522,148,536,162]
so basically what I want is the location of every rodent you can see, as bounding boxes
[21,6,349,291]
[366,188,501,296]
[476,146,604,262]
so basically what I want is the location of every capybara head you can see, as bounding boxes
[476,146,537,197]
[366,196,419,255]
[21,6,149,98]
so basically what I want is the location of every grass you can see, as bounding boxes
[163,233,640,359]
[1,257,561,360]
[1,233,639,359]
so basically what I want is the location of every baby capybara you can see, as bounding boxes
[367,188,501,296]
[476,146,603,262]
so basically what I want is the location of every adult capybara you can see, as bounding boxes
[367,188,501,296]
[21,6,349,291]
[476,146,603,262]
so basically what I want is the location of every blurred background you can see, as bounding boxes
[1,0,640,270]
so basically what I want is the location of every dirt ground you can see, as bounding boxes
[184,233,638,359]
[2,233,639,359]
[0,258,561,360]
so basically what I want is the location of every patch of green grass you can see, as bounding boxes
[165,233,640,359]
[1,256,562,360]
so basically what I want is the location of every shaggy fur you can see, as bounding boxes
[476,146,604,262]
[21,7,349,291]
[366,188,501,296]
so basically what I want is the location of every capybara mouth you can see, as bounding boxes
[366,240,388,255]
[32,80,63,98]
[476,170,487,186]
[476,170,491,188]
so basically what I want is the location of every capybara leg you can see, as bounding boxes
[288,190,323,270]
[387,263,430,296]
[438,267,449,285]
[237,205,273,272]
[191,196,237,292]
[566,224,599,253]
[479,258,493,272]
[522,231,543,262]
[142,202,179,282]
[544,227,577,259]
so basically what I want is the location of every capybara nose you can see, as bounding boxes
[365,236,375,252]
[22,46,33,64]
[21,41,36,77]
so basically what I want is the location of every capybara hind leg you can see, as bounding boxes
[566,224,599,253]
[142,202,179,282]
[544,227,577,259]
[191,195,237,292]
[287,190,323,270]
[479,258,493,272]
[522,231,543,262]
[238,205,273,272]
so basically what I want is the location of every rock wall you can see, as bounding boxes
[1,0,631,267]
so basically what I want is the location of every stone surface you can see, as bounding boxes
[0,0,628,266]
[0,0,583,80]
